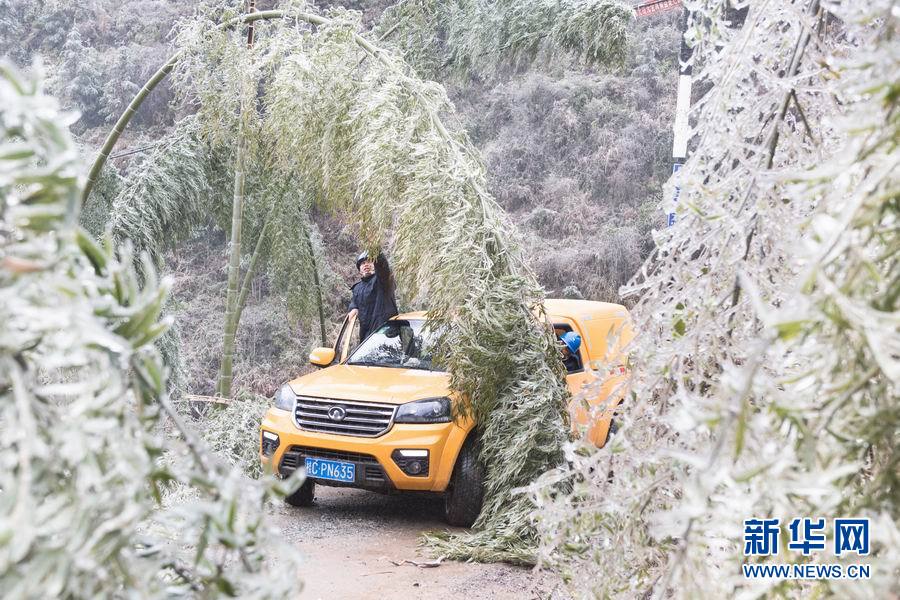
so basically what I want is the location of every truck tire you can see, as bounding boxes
[285,479,315,507]
[444,436,485,527]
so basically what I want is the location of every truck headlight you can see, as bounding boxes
[394,397,451,424]
[274,384,296,411]
[261,431,280,456]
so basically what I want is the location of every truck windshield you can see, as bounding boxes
[346,319,441,371]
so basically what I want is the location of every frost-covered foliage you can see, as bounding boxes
[79,162,122,237]
[164,229,323,398]
[457,21,677,299]
[0,62,301,597]
[534,0,900,596]
[104,74,335,390]
[265,188,334,333]
[0,0,189,130]
[106,118,334,331]
[376,0,634,78]
[109,117,221,264]
[196,394,272,479]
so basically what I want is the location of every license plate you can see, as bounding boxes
[304,457,355,483]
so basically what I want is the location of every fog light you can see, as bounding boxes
[391,449,429,477]
[261,431,280,456]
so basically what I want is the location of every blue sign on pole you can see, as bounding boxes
[667,162,682,227]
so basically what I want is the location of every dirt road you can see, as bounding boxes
[268,486,561,599]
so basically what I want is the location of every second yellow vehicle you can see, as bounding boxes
[260,299,632,526]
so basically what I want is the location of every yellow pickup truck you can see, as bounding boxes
[260,299,632,526]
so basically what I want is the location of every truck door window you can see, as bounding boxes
[554,324,584,373]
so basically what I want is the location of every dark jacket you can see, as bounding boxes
[563,352,582,373]
[349,254,398,341]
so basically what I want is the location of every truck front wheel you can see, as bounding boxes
[443,436,484,527]
[285,478,315,507]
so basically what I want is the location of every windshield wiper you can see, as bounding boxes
[400,363,433,371]
[348,360,433,370]
[347,360,387,367]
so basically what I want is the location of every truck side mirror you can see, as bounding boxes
[309,347,336,367]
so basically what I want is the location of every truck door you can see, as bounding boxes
[554,319,592,396]
[332,312,359,364]
[555,318,615,447]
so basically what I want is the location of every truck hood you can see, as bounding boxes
[287,364,450,405]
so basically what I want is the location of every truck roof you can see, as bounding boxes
[395,299,632,363]
[542,298,629,322]
[395,299,628,322]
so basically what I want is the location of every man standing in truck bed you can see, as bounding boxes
[348,251,398,341]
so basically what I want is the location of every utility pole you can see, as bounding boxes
[645,2,749,227]
[668,7,692,227]
[246,0,256,47]
[632,0,688,227]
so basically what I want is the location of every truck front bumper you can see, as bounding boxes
[259,407,472,493]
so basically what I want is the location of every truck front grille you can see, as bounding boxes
[293,396,396,437]
[285,446,380,465]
